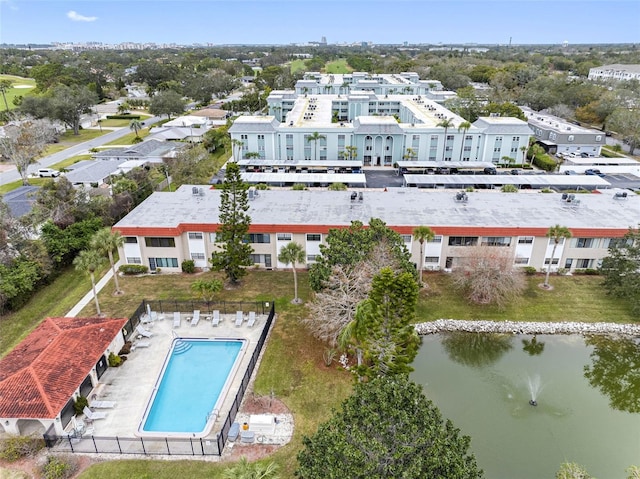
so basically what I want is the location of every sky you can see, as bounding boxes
[1,0,639,46]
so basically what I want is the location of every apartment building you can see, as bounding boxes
[113,186,638,275]
[229,75,532,168]
[522,107,605,157]
[588,64,640,82]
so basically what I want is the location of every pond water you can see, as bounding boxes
[411,334,640,479]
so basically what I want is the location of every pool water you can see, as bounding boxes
[141,339,244,435]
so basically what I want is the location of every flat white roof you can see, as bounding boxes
[564,157,639,166]
[403,174,611,187]
[114,186,639,232]
[241,172,367,185]
[237,159,362,168]
[396,161,495,169]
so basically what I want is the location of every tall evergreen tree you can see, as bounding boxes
[210,163,253,284]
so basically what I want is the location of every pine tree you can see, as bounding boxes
[210,163,253,284]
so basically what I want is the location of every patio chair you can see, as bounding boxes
[212,310,221,326]
[235,311,244,327]
[136,324,153,338]
[131,341,150,351]
[247,311,256,327]
[191,310,201,326]
[228,422,240,442]
[83,406,107,422]
[173,312,181,328]
[91,400,116,409]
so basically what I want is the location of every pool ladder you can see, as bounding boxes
[206,409,219,422]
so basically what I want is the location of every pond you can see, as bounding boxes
[411,333,640,478]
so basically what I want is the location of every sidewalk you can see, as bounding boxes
[66,260,122,317]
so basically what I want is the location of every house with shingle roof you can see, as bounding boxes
[92,139,188,163]
[0,316,127,436]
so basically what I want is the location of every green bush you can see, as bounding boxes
[41,455,78,479]
[501,184,518,193]
[540,188,553,193]
[328,182,347,191]
[181,260,196,274]
[292,183,307,190]
[255,183,270,190]
[0,435,45,461]
[73,396,89,416]
[119,264,148,275]
[108,352,122,367]
[105,114,141,120]
[532,154,557,172]
[132,136,143,144]
[523,266,537,275]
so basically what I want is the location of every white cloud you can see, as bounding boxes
[67,10,97,22]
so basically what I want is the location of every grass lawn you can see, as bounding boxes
[0,74,36,111]
[324,59,352,74]
[98,119,133,127]
[53,154,92,170]
[289,59,307,74]
[3,265,634,478]
[103,128,150,146]
[39,129,110,157]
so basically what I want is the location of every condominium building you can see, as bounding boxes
[229,74,532,169]
[522,107,606,157]
[113,186,638,275]
[588,64,640,82]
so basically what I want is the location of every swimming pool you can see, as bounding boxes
[138,338,246,437]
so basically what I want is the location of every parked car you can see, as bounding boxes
[483,167,497,175]
[510,169,521,175]
[37,168,60,178]
[585,169,605,177]
[564,170,578,175]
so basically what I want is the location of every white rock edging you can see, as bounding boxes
[415,319,640,337]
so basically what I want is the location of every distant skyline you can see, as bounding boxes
[1,0,639,46]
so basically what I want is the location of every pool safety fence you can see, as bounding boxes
[43,301,276,456]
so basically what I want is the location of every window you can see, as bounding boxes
[595,135,602,142]
[446,135,454,141]
[514,257,529,265]
[246,233,271,244]
[401,234,412,243]
[124,237,138,244]
[482,237,511,247]
[608,238,633,248]
[145,237,175,248]
[425,256,439,263]
[518,236,533,244]
[512,136,520,141]
[428,236,442,243]
[250,254,272,267]
[576,258,593,269]
[191,253,205,260]
[257,134,264,140]
[307,254,318,262]
[544,258,560,265]
[188,232,203,240]
[306,234,321,242]
[565,258,573,269]
[548,237,565,246]
[152,257,179,268]
[277,233,292,241]
[575,238,594,248]
[448,236,478,246]
[126,257,142,264]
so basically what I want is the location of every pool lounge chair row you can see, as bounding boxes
[235,311,257,327]
[170,310,259,328]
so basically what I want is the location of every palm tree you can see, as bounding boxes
[278,242,306,304]
[457,121,472,161]
[307,132,326,162]
[345,145,358,161]
[522,336,545,356]
[544,225,572,288]
[436,118,455,161]
[222,457,280,479]
[0,79,13,111]
[231,138,244,161]
[191,278,223,303]
[403,147,417,160]
[90,228,125,295]
[129,119,143,138]
[73,249,106,316]
[520,145,528,166]
[413,226,435,286]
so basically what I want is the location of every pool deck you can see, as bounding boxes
[73,312,269,440]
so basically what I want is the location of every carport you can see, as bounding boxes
[403,174,611,190]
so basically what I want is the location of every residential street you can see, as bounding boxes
[0,116,163,186]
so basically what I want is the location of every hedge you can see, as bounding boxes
[119,264,148,275]
[105,115,141,120]
[532,154,557,172]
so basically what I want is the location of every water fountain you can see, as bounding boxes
[527,374,542,406]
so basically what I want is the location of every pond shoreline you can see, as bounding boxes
[415,319,640,337]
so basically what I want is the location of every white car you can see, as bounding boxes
[37,168,60,178]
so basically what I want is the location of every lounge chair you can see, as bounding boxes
[191,310,201,326]
[131,341,150,351]
[83,406,107,422]
[228,422,240,442]
[247,311,256,327]
[212,310,220,326]
[173,312,181,328]
[91,400,116,409]
[136,324,153,338]
[235,311,244,327]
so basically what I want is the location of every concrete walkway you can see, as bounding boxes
[66,260,122,317]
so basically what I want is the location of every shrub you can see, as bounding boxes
[328,182,347,191]
[73,396,89,416]
[500,184,518,193]
[532,154,557,172]
[323,348,337,366]
[118,341,132,355]
[105,114,141,120]
[181,260,196,274]
[255,183,270,190]
[582,268,599,275]
[119,264,148,275]
[132,136,143,144]
[41,455,78,479]
[540,188,553,193]
[108,352,122,367]
[292,183,307,190]
[0,435,45,461]
[523,266,537,275]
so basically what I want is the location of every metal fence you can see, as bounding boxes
[43,301,276,456]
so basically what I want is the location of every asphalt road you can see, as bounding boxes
[0,116,163,186]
